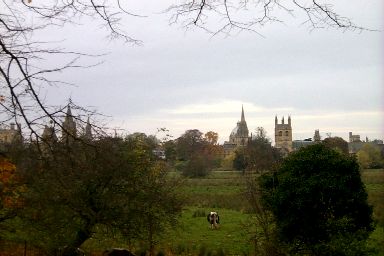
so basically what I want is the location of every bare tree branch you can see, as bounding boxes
[166,0,373,37]
[0,0,142,143]
[0,0,373,144]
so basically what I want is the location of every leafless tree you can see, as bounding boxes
[1,0,368,141]
[0,0,141,141]
[166,0,370,36]
[243,174,280,255]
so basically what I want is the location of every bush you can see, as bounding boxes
[260,144,374,255]
[181,156,212,178]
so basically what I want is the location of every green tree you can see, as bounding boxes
[260,144,374,255]
[175,129,204,161]
[322,136,349,155]
[175,129,222,177]
[4,135,182,255]
[233,149,248,171]
[357,143,384,169]
[180,155,211,177]
[163,140,177,162]
[234,127,281,173]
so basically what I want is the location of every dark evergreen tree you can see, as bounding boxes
[260,144,374,255]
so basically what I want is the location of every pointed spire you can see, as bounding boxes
[62,102,76,142]
[84,116,92,140]
[66,104,72,116]
[282,116,285,124]
[288,115,291,125]
[241,105,245,122]
[275,115,278,125]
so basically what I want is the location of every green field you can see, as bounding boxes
[2,170,383,255]
[82,169,384,255]
[159,169,384,256]
[162,171,252,255]
[362,169,384,255]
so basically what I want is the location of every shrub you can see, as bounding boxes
[260,144,374,255]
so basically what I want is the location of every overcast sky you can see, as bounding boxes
[39,0,383,143]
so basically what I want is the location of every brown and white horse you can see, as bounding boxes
[207,211,220,229]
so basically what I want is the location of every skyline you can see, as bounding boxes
[30,1,383,144]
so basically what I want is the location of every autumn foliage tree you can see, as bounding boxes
[0,153,22,222]
[175,129,223,177]
[357,144,384,169]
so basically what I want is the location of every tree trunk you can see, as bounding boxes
[61,223,92,256]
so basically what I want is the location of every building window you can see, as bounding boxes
[279,131,282,136]
[285,131,289,136]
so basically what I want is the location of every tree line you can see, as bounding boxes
[0,125,380,255]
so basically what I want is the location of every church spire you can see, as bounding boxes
[62,103,76,142]
[241,105,245,122]
[84,116,92,140]
[66,104,72,116]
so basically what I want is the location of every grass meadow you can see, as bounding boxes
[154,169,384,256]
[362,169,384,255]
[1,170,383,255]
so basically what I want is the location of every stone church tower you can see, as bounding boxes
[229,105,249,147]
[62,105,77,143]
[275,115,292,153]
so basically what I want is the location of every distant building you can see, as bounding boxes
[348,132,384,155]
[274,116,292,154]
[83,117,92,140]
[349,132,361,143]
[42,104,93,146]
[292,130,322,151]
[42,122,58,143]
[62,105,77,143]
[0,123,22,144]
[223,106,250,156]
[229,105,249,146]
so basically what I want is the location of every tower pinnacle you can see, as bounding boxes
[62,104,76,142]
